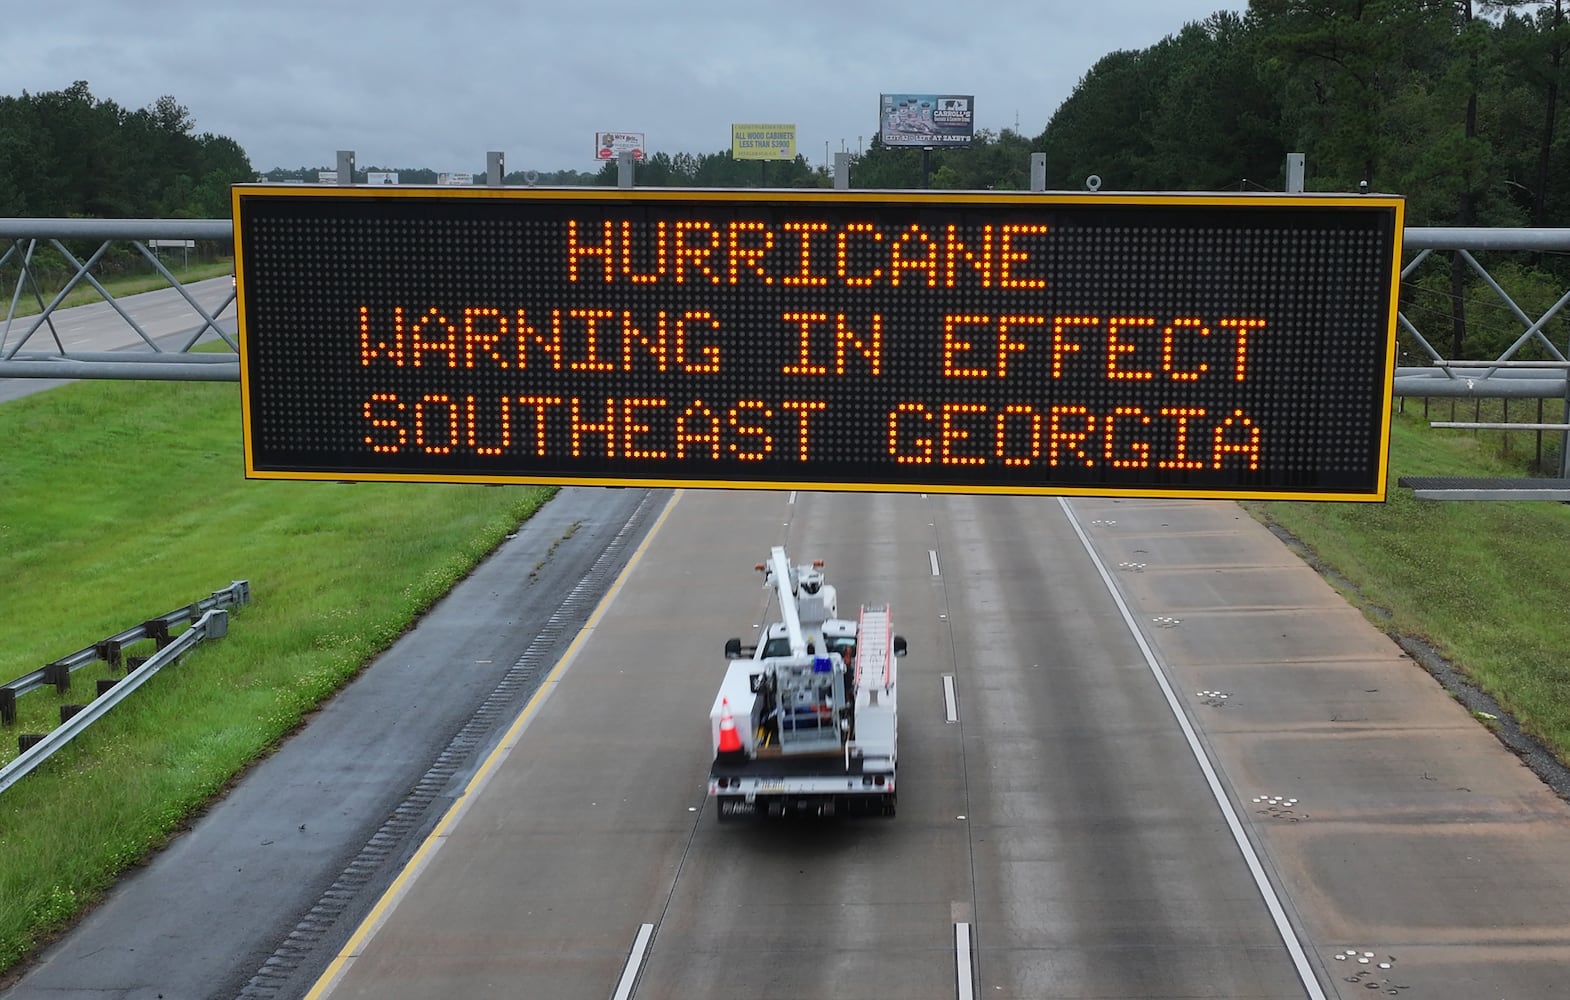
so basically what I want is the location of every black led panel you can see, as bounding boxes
[233,187,1403,499]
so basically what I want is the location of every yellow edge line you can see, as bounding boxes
[301,489,682,999]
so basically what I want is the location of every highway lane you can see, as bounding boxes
[930,494,1307,996]
[1079,496,1570,996]
[1,275,234,354]
[0,276,235,403]
[310,489,1313,999]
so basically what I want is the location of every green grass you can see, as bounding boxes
[1245,406,1570,762]
[0,378,549,973]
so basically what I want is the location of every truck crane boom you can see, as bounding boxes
[708,546,906,821]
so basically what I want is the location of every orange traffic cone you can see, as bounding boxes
[717,698,745,761]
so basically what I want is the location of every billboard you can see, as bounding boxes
[232,187,1404,500]
[732,123,797,161]
[437,172,474,186]
[595,131,646,161]
[366,171,399,185]
[880,94,974,147]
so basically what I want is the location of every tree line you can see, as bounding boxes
[0,81,251,219]
[8,3,1562,227]
[3,1,1565,356]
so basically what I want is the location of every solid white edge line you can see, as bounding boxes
[954,921,974,1000]
[1057,498,1328,1000]
[942,673,958,723]
[929,548,941,576]
[610,922,656,1000]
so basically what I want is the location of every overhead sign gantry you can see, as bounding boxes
[232,186,1404,500]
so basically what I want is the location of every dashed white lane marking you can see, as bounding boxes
[954,922,974,1000]
[611,922,655,1000]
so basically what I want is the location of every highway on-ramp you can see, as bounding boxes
[0,276,235,403]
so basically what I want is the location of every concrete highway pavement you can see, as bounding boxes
[6,474,1569,995]
[1,276,234,353]
[304,489,1570,999]
[0,276,235,403]
[296,486,1570,1000]
[1080,495,1570,996]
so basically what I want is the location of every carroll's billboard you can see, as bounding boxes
[231,187,1404,500]
[880,94,974,147]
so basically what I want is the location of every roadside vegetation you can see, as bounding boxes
[0,374,549,973]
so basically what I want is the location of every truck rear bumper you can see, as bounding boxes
[708,773,896,819]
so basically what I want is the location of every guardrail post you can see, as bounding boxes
[44,660,72,693]
[96,679,118,697]
[0,688,15,726]
[60,705,85,723]
[18,734,44,754]
[144,618,172,648]
[96,639,124,671]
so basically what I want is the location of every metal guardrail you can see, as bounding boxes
[1,218,237,381]
[2,217,1569,386]
[0,580,250,725]
[0,607,233,798]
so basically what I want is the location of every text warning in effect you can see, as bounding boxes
[232,187,1403,499]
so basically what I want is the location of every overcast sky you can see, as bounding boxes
[5,1,1247,176]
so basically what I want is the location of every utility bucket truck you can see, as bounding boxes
[708,546,906,821]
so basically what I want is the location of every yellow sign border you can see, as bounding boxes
[231,186,1405,502]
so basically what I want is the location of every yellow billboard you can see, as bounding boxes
[731,123,796,161]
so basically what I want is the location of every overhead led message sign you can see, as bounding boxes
[232,187,1404,499]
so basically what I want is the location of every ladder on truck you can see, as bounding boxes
[849,604,897,793]
[856,605,893,693]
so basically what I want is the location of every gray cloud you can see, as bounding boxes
[2,0,1242,174]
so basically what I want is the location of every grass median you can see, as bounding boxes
[0,377,550,973]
